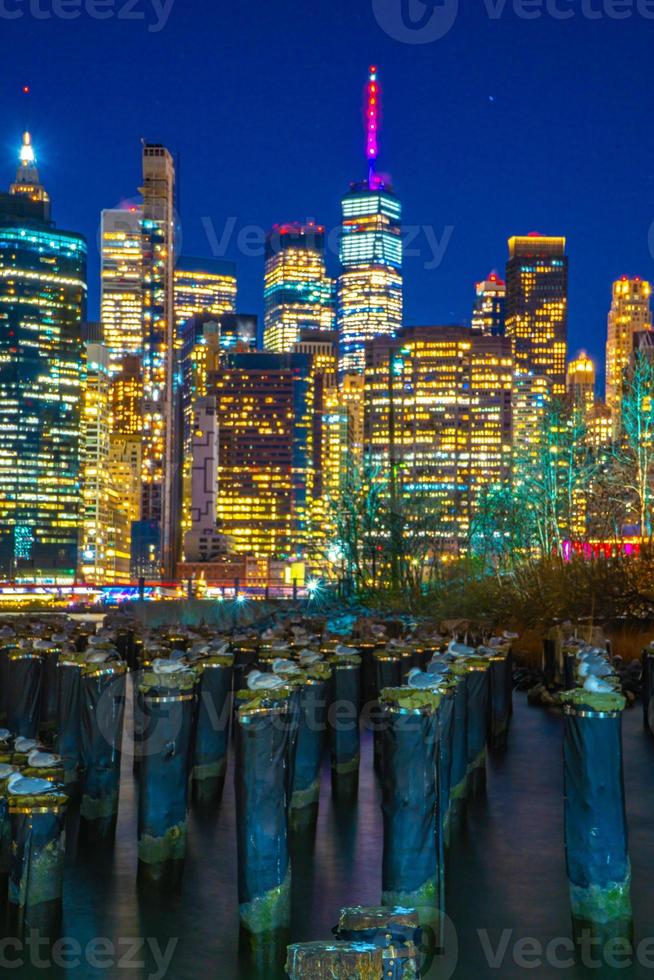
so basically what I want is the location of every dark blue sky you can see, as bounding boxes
[4,0,654,390]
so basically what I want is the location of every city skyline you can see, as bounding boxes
[4,5,654,384]
[2,118,639,393]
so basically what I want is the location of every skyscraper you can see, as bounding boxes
[505,234,568,395]
[10,132,50,219]
[100,206,143,371]
[566,352,596,416]
[337,66,402,376]
[472,272,506,336]
[79,343,132,583]
[111,354,143,436]
[138,143,178,578]
[174,256,237,330]
[605,276,652,427]
[512,373,553,479]
[364,326,513,549]
[183,396,229,563]
[209,351,317,558]
[0,135,87,581]
[263,223,334,353]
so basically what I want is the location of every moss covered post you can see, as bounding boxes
[192,655,234,804]
[7,788,68,940]
[235,689,291,951]
[380,687,440,927]
[562,691,632,948]
[137,667,197,890]
[79,663,127,843]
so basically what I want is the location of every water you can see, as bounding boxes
[6,694,654,978]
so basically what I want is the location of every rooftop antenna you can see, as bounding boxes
[366,65,380,186]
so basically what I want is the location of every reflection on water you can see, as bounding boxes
[5,694,654,978]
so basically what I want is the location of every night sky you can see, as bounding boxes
[4,0,654,389]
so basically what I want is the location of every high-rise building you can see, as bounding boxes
[512,373,553,480]
[472,272,506,336]
[79,344,131,583]
[174,256,237,330]
[605,276,652,427]
[263,223,334,353]
[505,234,568,395]
[183,396,230,563]
[209,351,317,558]
[179,313,257,549]
[567,352,596,416]
[0,136,87,582]
[111,354,143,435]
[293,328,338,387]
[100,206,143,371]
[108,435,142,531]
[364,326,513,548]
[586,400,612,450]
[291,330,340,554]
[139,143,178,578]
[340,373,366,464]
[337,67,402,376]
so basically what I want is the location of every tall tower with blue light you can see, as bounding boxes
[0,131,87,581]
[337,66,403,376]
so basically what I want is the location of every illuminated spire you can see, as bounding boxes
[10,130,50,218]
[16,131,38,182]
[19,131,35,167]
[366,65,380,183]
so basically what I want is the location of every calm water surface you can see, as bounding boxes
[7,693,654,979]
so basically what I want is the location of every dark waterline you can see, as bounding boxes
[5,692,654,979]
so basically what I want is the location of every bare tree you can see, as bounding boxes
[610,351,654,540]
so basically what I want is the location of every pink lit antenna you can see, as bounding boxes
[366,65,380,183]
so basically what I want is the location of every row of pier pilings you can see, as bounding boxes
[232,633,514,977]
[0,616,514,978]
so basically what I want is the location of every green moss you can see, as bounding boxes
[466,748,487,775]
[328,654,362,667]
[80,790,118,821]
[291,778,320,811]
[451,776,468,801]
[380,687,441,712]
[569,869,632,924]
[560,688,626,713]
[139,669,197,694]
[382,875,439,926]
[193,758,227,782]
[334,754,360,775]
[7,791,67,809]
[11,833,65,909]
[305,662,332,682]
[239,867,291,935]
[22,766,64,784]
[236,687,292,715]
[274,669,308,688]
[138,821,187,865]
